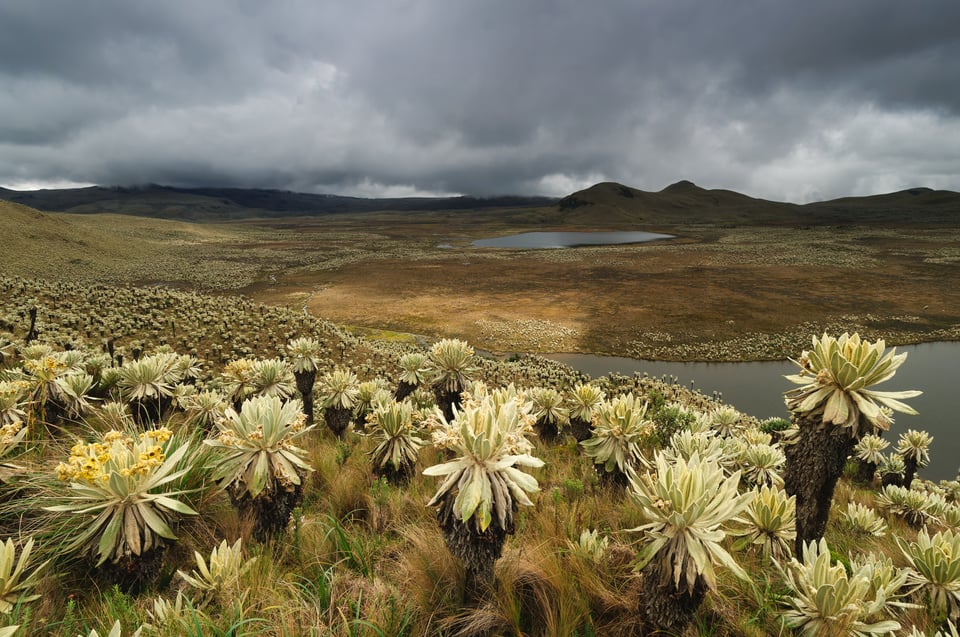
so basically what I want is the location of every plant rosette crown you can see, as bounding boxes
[46,426,197,565]
[205,395,315,501]
[424,395,544,533]
[366,400,427,478]
[629,451,754,593]
[784,332,921,437]
[580,393,653,478]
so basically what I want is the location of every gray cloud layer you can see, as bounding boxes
[2,0,959,202]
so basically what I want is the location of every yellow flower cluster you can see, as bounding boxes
[24,356,67,380]
[0,421,24,445]
[222,358,256,383]
[56,427,172,483]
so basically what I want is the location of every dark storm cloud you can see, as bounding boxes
[1,0,958,201]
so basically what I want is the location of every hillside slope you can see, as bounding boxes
[0,199,239,283]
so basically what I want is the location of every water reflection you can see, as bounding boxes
[547,342,959,481]
[471,231,674,249]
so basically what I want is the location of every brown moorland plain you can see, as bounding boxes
[5,181,960,360]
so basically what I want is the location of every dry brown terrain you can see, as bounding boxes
[6,189,960,361]
[240,215,960,361]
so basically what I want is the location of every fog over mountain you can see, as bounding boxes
[2,1,959,202]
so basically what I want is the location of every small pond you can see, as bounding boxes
[547,341,960,481]
[472,231,674,249]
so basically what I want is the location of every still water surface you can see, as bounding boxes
[548,341,959,481]
[472,231,674,249]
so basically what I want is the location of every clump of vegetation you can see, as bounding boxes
[205,395,314,542]
[423,393,543,597]
[783,332,921,554]
[0,276,955,635]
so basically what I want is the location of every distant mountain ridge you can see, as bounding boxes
[557,180,960,226]
[1,180,958,225]
[0,184,556,220]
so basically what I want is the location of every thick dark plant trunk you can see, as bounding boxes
[294,369,317,425]
[596,465,630,491]
[640,550,707,635]
[903,457,918,489]
[98,546,167,595]
[373,460,415,486]
[534,418,559,443]
[39,397,67,430]
[568,416,592,443]
[25,306,38,343]
[784,413,857,556]
[323,406,352,438]
[436,496,513,601]
[434,388,462,423]
[394,380,417,401]
[129,395,172,426]
[881,471,903,488]
[854,459,878,485]
[229,480,305,543]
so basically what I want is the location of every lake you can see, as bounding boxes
[472,231,674,249]
[548,341,960,481]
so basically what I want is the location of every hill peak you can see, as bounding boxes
[660,180,702,194]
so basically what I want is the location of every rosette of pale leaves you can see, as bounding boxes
[742,427,773,446]
[850,552,915,618]
[738,442,786,489]
[784,333,921,436]
[219,358,258,405]
[425,338,477,394]
[709,405,745,437]
[528,387,568,427]
[367,400,427,479]
[248,358,296,400]
[662,429,735,469]
[397,353,428,386]
[854,435,890,465]
[0,537,49,613]
[897,528,960,620]
[355,379,392,417]
[879,453,906,483]
[286,337,323,374]
[629,451,754,593]
[567,383,604,418]
[580,393,652,478]
[774,538,902,635]
[572,529,609,563]
[45,428,198,565]
[176,538,256,602]
[180,390,228,430]
[424,395,543,533]
[941,505,960,533]
[731,485,796,560]
[55,372,97,419]
[205,395,315,500]
[877,484,943,528]
[117,353,180,402]
[897,429,933,467]
[317,369,360,410]
[841,502,888,537]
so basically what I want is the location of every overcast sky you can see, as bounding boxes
[1,1,958,203]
